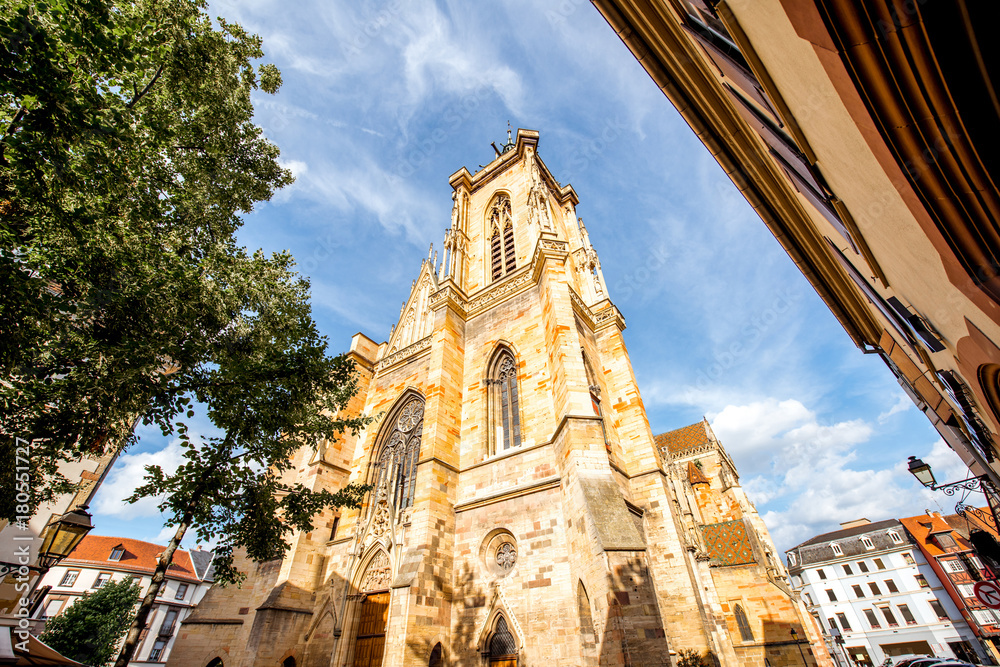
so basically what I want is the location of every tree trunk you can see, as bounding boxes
[112,493,199,667]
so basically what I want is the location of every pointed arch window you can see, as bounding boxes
[734,604,754,642]
[369,396,424,511]
[489,616,517,664]
[489,194,515,281]
[488,349,521,454]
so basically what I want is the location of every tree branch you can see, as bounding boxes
[126,64,165,109]
[0,107,28,165]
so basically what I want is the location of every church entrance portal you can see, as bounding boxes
[352,592,389,667]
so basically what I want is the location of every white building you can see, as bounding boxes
[33,535,214,664]
[786,518,984,667]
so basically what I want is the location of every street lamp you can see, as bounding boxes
[36,506,94,570]
[906,457,1000,531]
[907,456,936,488]
[790,627,808,666]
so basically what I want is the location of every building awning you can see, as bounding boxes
[0,621,85,666]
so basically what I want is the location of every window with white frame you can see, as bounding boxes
[92,572,112,589]
[148,638,168,661]
[58,570,79,587]
[929,599,949,620]
[943,559,965,573]
[831,543,843,556]
[108,544,125,561]
[860,536,875,550]
[887,530,903,544]
[958,584,976,598]
[973,609,1000,626]
[42,599,64,619]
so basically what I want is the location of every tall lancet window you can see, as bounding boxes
[370,395,424,511]
[489,194,515,281]
[488,348,521,454]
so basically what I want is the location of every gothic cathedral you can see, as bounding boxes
[168,130,830,667]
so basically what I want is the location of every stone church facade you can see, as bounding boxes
[167,129,829,667]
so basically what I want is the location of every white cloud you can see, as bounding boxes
[705,398,973,553]
[878,392,913,423]
[93,440,186,518]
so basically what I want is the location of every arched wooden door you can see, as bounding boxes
[352,592,389,667]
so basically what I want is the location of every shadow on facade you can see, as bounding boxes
[759,619,816,667]
[596,554,675,667]
[408,562,484,667]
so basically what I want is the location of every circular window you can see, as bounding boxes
[480,529,518,578]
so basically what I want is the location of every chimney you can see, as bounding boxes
[839,518,871,529]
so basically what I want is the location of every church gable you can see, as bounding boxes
[385,254,438,354]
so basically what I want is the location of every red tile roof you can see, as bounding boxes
[898,513,971,558]
[63,536,201,583]
[654,421,710,455]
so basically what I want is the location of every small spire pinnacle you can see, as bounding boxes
[501,121,515,153]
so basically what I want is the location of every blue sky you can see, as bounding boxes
[88,1,978,555]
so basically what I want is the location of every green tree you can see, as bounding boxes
[0,0,293,517]
[109,258,371,667]
[675,648,712,667]
[0,2,374,664]
[40,577,142,665]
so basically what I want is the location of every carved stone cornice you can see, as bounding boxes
[569,288,596,330]
[467,270,533,318]
[593,304,626,331]
[425,236,573,324]
[428,283,468,318]
[374,335,432,374]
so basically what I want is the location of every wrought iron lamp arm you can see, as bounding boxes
[931,476,994,497]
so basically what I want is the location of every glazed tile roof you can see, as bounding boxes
[701,520,755,566]
[62,536,203,583]
[654,421,710,455]
[688,461,710,485]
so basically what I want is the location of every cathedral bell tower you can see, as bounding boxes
[165,129,816,667]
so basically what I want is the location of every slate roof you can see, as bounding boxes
[654,421,711,455]
[63,535,204,583]
[189,548,216,582]
[787,519,907,568]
